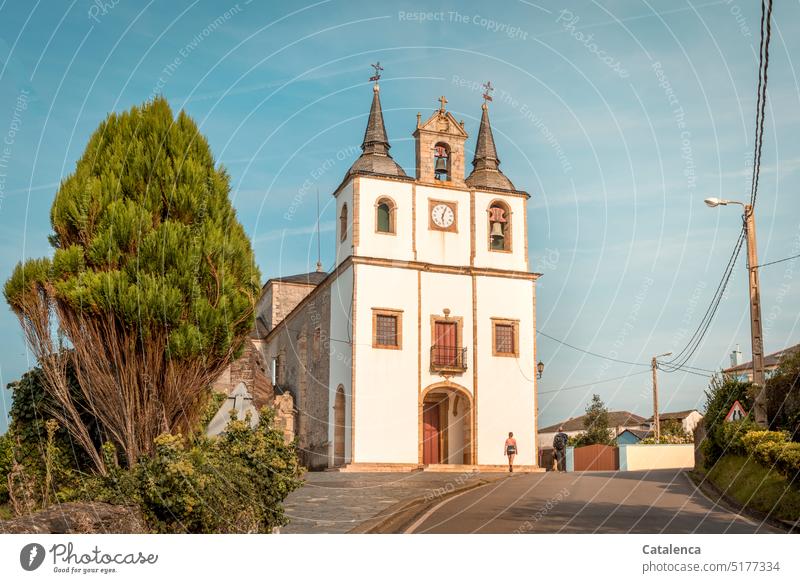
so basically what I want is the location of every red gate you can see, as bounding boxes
[573,444,619,471]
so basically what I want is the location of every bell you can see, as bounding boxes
[490,221,504,239]
[434,156,448,172]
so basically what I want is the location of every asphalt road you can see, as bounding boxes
[405,469,779,533]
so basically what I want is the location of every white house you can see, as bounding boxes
[254,83,541,470]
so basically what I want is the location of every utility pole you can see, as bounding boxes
[744,203,767,424]
[651,351,672,442]
[705,197,767,426]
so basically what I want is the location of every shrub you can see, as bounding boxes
[86,408,303,533]
[765,348,800,438]
[718,419,759,455]
[702,375,753,465]
[736,429,800,482]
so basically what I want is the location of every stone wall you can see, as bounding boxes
[264,281,317,332]
[263,284,332,470]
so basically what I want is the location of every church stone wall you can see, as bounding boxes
[262,284,332,470]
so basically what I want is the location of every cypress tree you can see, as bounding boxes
[4,98,260,468]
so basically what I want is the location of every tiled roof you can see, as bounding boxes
[619,429,653,441]
[539,410,648,434]
[266,271,328,286]
[722,343,799,373]
[646,409,700,422]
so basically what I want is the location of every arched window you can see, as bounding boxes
[375,197,395,234]
[339,203,348,242]
[488,201,511,251]
[433,142,451,181]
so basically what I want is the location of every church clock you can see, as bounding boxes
[429,200,457,232]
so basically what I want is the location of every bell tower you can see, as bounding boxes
[413,96,469,186]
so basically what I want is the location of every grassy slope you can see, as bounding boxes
[705,454,800,523]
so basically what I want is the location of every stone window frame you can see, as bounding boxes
[372,308,403,350]
[491,318,519,357]
[375,196,397,235]
[487,199,513,253]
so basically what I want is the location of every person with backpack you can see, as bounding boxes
[552,426,568,471]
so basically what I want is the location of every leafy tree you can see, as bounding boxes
[702,375,753,466]
[765,349,800,439]
[4,98,260,470]
[573,394,613,446]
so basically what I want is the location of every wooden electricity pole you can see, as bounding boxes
[651,357,660,441]
[744,204,767,425]
[651,351,671,441]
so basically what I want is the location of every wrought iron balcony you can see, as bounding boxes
[430,345,468,373]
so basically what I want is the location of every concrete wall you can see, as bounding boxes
[473,190,528,272]
[353,263,419,463]
[328,266,354,466]
[414,184,471,267]
[619,444,695,471]
[475,276,536,466]
[356,177,414,262]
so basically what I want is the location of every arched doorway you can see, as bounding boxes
[333,385,346,466]
[420,385,473,465]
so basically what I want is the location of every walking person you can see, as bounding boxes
[504,432,518,473]
[553,426,568,472]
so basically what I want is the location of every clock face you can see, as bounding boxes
[431,203,455,229]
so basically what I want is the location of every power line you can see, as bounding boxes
[663,0,773,374]
[750,0,773,208]
[537,330,649,367]
[538,370,651,395]
[753,252,800,269]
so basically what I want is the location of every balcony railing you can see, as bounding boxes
[430,345,468,372]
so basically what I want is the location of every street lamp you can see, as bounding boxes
[704,196,766,425]
[651,351,672,441]
[537,361,545,379]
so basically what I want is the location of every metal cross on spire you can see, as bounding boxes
[369,61,383,84]
[482,81,494,103]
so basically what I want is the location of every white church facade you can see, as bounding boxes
[247,82,541,470]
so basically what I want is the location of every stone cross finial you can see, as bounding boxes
[438,95,448,111]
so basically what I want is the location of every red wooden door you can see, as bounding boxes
[434,321,457,367]
[422,401,441,464]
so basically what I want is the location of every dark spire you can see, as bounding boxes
[346,84,407,179]
[361,85,390,155]
[466,103,515,191]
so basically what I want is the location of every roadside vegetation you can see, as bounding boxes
[0,98,302,532]
[699,353,800,524]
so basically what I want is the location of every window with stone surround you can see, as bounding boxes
[372,308,402,349]
[376,197,396,234]
[492,318,519,357]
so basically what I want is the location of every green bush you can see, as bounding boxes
[735,429,800,482]
[717,419,759,455]
[702,376,753,465]
[86,408,303,533]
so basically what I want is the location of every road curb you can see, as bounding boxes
[687,470,797,533]
[348,474,509,534]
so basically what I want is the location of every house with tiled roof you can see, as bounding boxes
[722,343,799,382]
[537,410,648,450]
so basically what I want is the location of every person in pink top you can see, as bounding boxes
[504,432,518,472]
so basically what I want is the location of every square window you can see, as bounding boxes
[492,320,518,357]
[373,309,402,349]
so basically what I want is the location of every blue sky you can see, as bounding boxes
[1,0,799,432]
